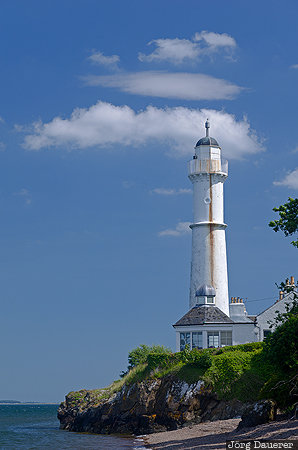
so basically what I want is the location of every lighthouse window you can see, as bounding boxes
[192,332,202,349]
[180,332,190,351]
[207,331,219,348]
[207,296,215,304]
[220,331,232,346]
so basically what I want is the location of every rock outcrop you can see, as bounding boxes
[237,400,277,429]
[58,376,247,435]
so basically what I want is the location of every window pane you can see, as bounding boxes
[192,332,202,349]
[221,331,232,346]
[207,331,219,348]
[207,296,214,304]
[180,332,190,351]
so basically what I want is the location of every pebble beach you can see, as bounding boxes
[143,418,298,449]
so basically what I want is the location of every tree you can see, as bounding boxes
[264,297,298,377]
[265,283,297,366]
[269,197,298,248]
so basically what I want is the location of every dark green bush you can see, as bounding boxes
[264,314,298,371]
[181,348,212,368]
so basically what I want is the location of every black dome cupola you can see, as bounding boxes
[195,119,219,148]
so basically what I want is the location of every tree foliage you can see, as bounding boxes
[264,281,298,371]
[264,315,298,370]
[120,344,172,377]
[269,197,298,248]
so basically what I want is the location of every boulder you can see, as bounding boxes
[237,400,277,429]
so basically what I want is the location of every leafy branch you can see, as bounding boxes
[269,197,298,248]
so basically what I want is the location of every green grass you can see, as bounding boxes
[66,341,295,410]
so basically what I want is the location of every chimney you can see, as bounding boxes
[286,278,290,286]
[279,291,284,301]
[290,276,295,286]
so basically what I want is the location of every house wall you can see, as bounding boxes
[232,323,257,345]
[174,322,255,351]
[256,293,294,340]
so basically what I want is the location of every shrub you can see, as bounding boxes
[205,350,253,398]
[121,344,172,377]
[147,352,176,370]
[180,347,212,368]
[219,342,264,353]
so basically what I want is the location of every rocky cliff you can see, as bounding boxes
[58,376,247,435]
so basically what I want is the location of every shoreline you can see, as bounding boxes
[142,418,298,449]
[0,402,59,405]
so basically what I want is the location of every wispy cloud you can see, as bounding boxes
[273,168,298,190]
[87,50,120,68]
[21,101,264,160]
[158,221,191,237]
[151,188,192,195]
[122,180,135,189]
[290,64,298,69]
[138,31,236,65]
[83,72,243,100]
[13,188,32,205]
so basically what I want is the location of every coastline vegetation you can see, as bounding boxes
[67,322,297,411]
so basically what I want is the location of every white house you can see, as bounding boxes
[255,277,296,340]
[173,122,296,351]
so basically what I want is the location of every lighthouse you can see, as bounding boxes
[188,120,229,316]
[173,121,292,351]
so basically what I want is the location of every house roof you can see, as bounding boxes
[173,305,234,327]
[247,315,257,322]
[256,289,297,318]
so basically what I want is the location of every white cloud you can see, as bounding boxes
[87,51,120,67]
[158,221,191,237]
[273,168,298,190]
[22,101,264,160]
[83,71,242,100]
[151,188,192,195]
[290,64,298,69]
[13,188,32,205]
[139,39,200,64]
[138,32,236,64]
[193,31,236,49]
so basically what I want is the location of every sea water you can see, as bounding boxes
[0,404,146,449]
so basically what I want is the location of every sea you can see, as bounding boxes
[0,404,147,449]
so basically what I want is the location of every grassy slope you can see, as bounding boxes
[66,342,294,410]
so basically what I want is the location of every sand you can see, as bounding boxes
[143,418,298,449]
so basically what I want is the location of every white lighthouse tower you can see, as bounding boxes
[188,120,229,316]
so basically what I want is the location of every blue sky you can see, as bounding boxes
[0,0,297,402]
